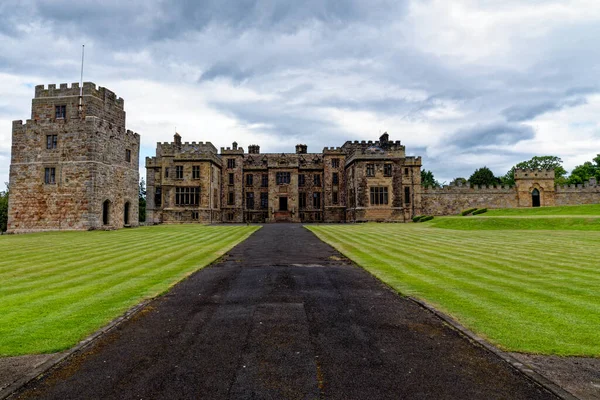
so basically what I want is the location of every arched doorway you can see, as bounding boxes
[103,200,110,225]
[124,202,130,225]
[532,188,540,207]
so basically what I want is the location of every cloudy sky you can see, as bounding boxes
[1,0,600,189]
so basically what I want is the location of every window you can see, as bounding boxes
[175,187,199,206]
[298,174,305,187]
[261,174,268,187]
[331,158,340,168]
[384,164,392,177]
[155,187,162,207]
[246,192,254,209]
[55,105,66,119]
[191,211,199,220]
[404,187,411,204]
[226,212,234,221]
[246,174,253,186]
[260,192,268,209]
[126,149,131,162]
[192,166,200,179]
[370,187,389,205]
[46,135,57,149]
[299,192,306,208]
[332,173,339,185]
[404,168,409,175]
[313,192,321,208]
[175,165,183,179]
[228,173,234,185]
[165,167,169,178]
[276,172,291,184]
[332,191,339,204]
[228,191,235,205]
[44,167,56,184]
[227,159,236,169]
[366,164,375,177]
[313,174,321,186]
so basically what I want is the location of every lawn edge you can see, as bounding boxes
[306,225,580,400]
[407,296,579,400]
[0,225,260,400]
[0,297,151,400]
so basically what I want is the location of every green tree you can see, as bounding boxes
[469,167,500,187]
[503,156,567,185]
[0,183,9,233]
[421,170,441,188]
[567,154,600,185]
[450,177,468,186]
[139,178,146,223]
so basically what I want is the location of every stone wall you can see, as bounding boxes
[422,184,518,216]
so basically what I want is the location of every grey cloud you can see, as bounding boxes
[451,123,535,148]
[502,97,588,122]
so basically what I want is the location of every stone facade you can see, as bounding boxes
[7,83,140,233]
[146,133,422,223]
[422,169,600,215]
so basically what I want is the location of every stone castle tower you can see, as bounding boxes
[7,82,140,233]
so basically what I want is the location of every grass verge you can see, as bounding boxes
[0,224,258,356]
[307,223,600,356]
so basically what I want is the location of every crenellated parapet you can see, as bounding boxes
[34,82,125,109]
[514,168,555,180]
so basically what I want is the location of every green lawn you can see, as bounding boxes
[429,216,600,230]
[0,225,258,356]
[484,203,600,216]
[307,223,600,356]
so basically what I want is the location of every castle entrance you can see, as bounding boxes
[279,196,288,211]
[124,202,130,225]
[532,189,540,207]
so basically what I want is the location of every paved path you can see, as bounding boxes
[17,225,556,399]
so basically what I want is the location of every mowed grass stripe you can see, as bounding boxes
[0,228,241,318]
[0,225,258,356]
[0,227,237,295]
[308,224,600,355]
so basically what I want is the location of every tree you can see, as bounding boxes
[468,167,500,187]
[567,154,600,185]
[503,156,567,185]
[0,183,9,233]
[450,177,468,186]
[421,170,441,188]
[139,178,146,223]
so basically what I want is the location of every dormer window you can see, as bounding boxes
[55,105,66,119]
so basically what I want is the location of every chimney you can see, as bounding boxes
[232,141,238,150]
[295,144,307,154]
[248,144,260,154]
[174,132,182,147]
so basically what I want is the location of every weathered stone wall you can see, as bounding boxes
[555,179,600,206]
[422,184,518,216]
[7,83,140,233]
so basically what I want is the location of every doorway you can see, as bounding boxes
[532,189,540,207]
[103,200,110,225]
[124,202,130,225]
[279,196,288,211]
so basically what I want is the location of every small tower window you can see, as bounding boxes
[46,135,57,149]
[366,164,375,177]
[44,167,56,184]
[227,159,236,169]
[331,158,340,168]
[192,166,200,179]
[125,149,131,162]
[55,105,66,119]
[384,164,392,177]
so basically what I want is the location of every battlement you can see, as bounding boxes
[514,168,555,179]
[556,177,599,191]
[423,184,514,192]
[34,82,124,109]
[157,140,217,155]
[322,147,344,153]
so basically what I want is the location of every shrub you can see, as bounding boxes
[473,208,488,215]
[460,208,478,216]
[412,215,423,222]
[420,215,434,222]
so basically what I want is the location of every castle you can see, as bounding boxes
[145,133,422,223]
[6,83,600,231]
[6,83,140,233]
